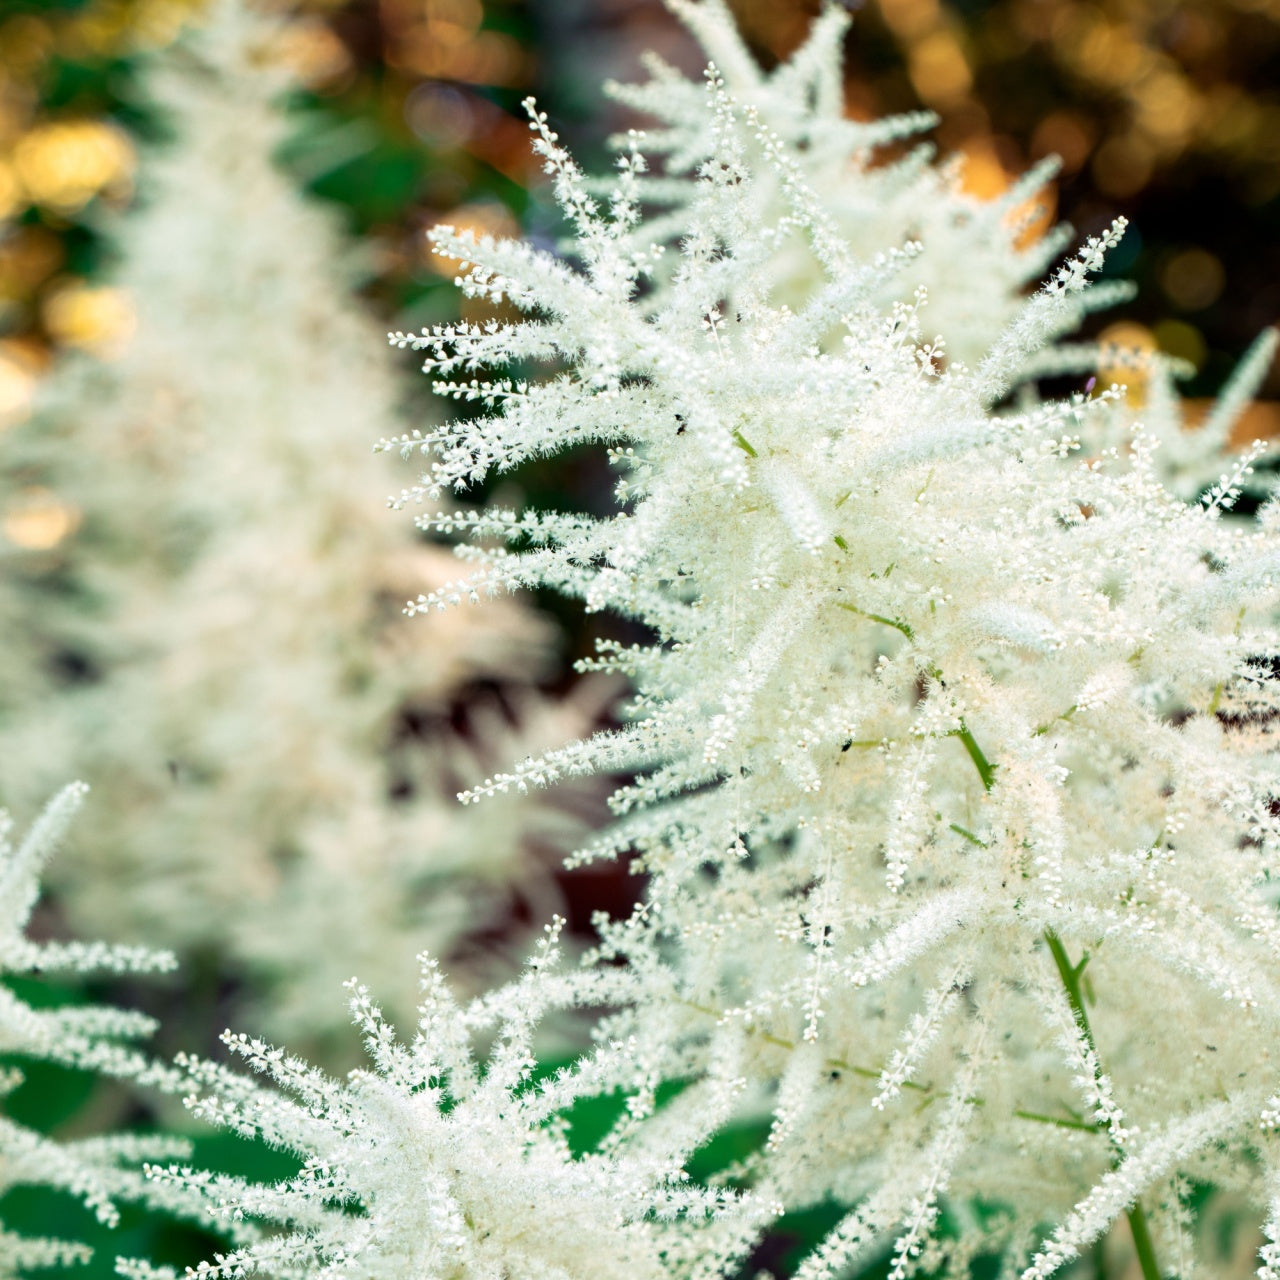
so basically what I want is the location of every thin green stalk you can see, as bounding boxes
[835,600,914,640]
[954,720,996,792]
[1045,928,1161,1280]
[957,723,1160,1280]
[1044,930,1094,1045]
[949,823,987,848]
[1012,1109,1098,1134]
[1092,1238,1109,1280]
[1126,1202,1162,1280]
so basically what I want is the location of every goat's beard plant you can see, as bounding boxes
[360,26,1280,1280]
[0,785,198,1273]
[601,0,1071,369]
[602,0,1277,503]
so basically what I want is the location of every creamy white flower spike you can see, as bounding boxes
[141,924,760,1280]
[0,785,200,1274]
[379,43,1280,1278]
[604,0,1070,365]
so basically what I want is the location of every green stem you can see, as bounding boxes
[1044,929,1094,1045]
[957,725,1160,1280]
[1012,1109,1098,1134]
[1033,705,1077,736]
[1092,1238,1108,1280]
[949,823,987,848]
[835,600,914,640]
[1126,1202,1162,1280]
[954,720,996,792]
[1045,929,1161,1280]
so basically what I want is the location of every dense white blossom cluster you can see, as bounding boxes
[604,0,1070,364]
[611,0,1278,494]
[134,923,761,1280]
[1022,327,1278,499]
[0,785,191,1276]
[363,4,1280,1273]
[0,0,592,1041]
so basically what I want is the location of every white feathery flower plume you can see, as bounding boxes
[0,785,197,1276]
[137,921,757,1280]
[374,19,1280,1273]
[603,0,1070,366]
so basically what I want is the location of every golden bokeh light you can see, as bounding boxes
[1226,401,1280,449]
[429,0,483,46]
[0,341,40,429]
[1030,112,1095,175]
[1153,318,1206,372]
[1074,17,1149,89]
[0,14,56,79]
[1182,398,1280,449]
[0,226,66,302]
[11,119,135,213]
[1133,70,1196,151]
[730,0,818,54]
[879,0,943,41]
[275,17,355,90]
[1090,133,1155,199]
[381,0,526,86]
[957,137,1012,200]
[61,0,196,59]
[1097,320,1157,404]
[907,30,973,105]
[2,486,81,551]
[43,283,137,356]
[0,160,21,220]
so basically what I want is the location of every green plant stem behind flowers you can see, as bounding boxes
[965,714,1161,1280]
